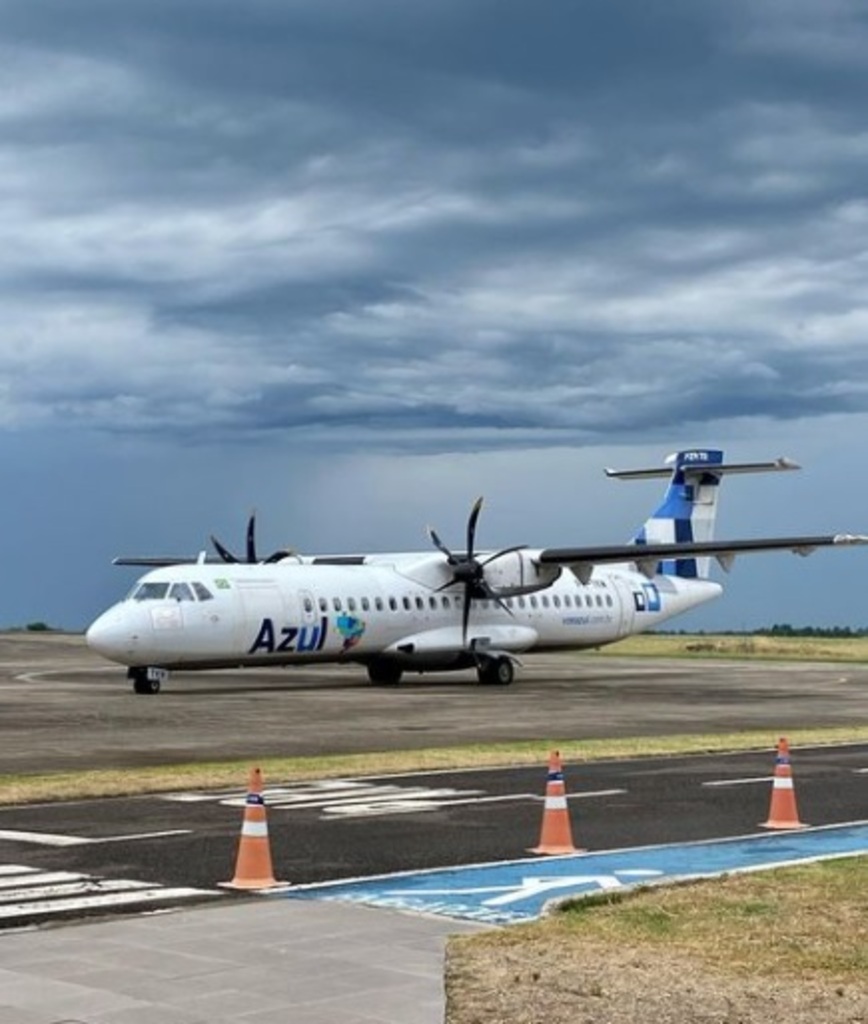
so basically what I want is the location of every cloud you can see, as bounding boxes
[2,0,868,629]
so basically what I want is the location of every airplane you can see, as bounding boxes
[85,448,868,694]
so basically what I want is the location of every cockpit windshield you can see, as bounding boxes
[129,582,171,601]
[127,579,215,602]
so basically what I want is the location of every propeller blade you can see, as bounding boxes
[246,512,257,564]
[427,525,456,563]
[263,549,293,564]
[466,497,483,560]
[210,535,239,564]
[461,588,472,648]
[480,543,528,567]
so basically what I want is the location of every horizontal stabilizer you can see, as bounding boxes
[605,456,800,480]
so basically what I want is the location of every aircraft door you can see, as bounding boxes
[611,577,637,638]
[298,589,317,626]
[237,581,291,652]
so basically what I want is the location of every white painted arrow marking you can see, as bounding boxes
[387,869,663,907]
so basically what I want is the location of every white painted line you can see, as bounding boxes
[702,777,773,788]
[0,871,87,890]
[92,830,192,844]
[0,830,90,846]
[0,828,191,846]
[569,789,627,800]
[0,879,152,904]
[0,887,220,920]
[0,865,39,877]
[854,768,868,774]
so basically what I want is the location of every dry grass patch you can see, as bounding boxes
[446,858,868,1024]
[4,727,868,804]
[592,633,868,661]
[4,725,868,805]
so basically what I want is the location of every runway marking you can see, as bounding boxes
[163,779,628,820]
[702,776,773,788]
[0,863,223,926]
[0,828,191,846]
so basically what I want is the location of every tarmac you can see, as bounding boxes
[0,898,486,1024]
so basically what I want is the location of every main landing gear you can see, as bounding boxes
[477,656,514,686]
[366,660,403,686]
[128,666,168,695]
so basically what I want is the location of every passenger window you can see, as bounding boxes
[563,594,571,607]
[605,595,613,607]
[518,596,526,609]
[389,597,397,611]
[303,597,314,614]
[415,596,424,610]
[552,595,561,608]
[403,596,411,611]
[429,596,437,610]
[192,582,213,601]
[585,594,594,608]
[361,597,370,611]
[318,597,328,613]
[530,596,538,609]
[541,595,549,608]
[595,595,603,607]
[333,597,342,612]
[441,596,450,609]
[348,597,357,612]
[169,583,194,602]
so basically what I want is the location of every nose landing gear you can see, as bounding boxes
[128,666,169,695]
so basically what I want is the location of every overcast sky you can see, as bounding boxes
[2,0,868,633]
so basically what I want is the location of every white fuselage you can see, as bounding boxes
[86,555,722,673]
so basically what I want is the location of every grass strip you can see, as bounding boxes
[3,724,868,805]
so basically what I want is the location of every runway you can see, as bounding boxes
[2,632,868,771]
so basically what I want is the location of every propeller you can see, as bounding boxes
[427,498,525,647]
[210,512,293,565]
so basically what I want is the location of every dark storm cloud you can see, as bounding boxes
[2,0,868,451]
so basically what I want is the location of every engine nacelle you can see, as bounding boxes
[483,548,560,596]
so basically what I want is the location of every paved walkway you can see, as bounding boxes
[0,899,486,1024]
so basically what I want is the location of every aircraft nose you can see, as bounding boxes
[86,605,140,664]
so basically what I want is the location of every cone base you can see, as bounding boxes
[760,820,808,830]
[219,878,289,890]
[528,845,584,856]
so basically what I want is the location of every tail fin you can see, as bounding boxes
[606,449,799,579]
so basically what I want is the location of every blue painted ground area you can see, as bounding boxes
[285,822,868,924]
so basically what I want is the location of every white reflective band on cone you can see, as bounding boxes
[241,820,269,837]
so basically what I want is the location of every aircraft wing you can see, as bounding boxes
[113,556,216,567]
[538,534,868,581]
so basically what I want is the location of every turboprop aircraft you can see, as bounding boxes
[86,448,868,694]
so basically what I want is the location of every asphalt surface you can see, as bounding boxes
[3,632,868,771]
[1,744,867,930]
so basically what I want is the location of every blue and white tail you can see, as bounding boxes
[607,449,799,579]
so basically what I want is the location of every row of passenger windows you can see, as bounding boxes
[305,591,615,615]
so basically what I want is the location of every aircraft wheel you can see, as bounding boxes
[367,661,403,686]
[478,656,514,686]
[131,669,161,695]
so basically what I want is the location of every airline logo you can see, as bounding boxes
[248,616,329,654]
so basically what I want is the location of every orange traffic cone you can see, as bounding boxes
[221,766,286,889]
[529,750,583,855]
[760,737,807,830]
